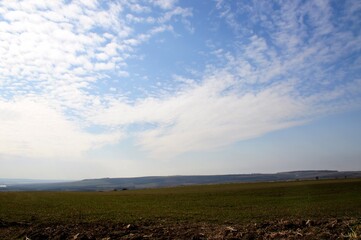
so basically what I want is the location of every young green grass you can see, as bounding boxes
[0,178,360,224]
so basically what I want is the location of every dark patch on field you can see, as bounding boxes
[0,218,360,240]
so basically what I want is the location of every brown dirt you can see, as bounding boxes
[0,218,360,240]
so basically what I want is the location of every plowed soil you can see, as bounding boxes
[1,218,360,240]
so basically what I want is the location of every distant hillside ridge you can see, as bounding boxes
[2,170,361,191]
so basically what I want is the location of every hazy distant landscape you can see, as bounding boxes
[2,170,361,192]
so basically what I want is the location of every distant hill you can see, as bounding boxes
[0,178,72,186]
[1,170,361,191]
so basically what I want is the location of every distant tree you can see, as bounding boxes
[315,176,319,180]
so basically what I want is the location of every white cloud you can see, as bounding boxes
[136,83,309,158]
[158,6,192,23]
[152,0,178,10]
[128,3,151,13]
[0,99,123,159]
[0,2,190,101]
[87,70,312,158]
[94,62,115,71]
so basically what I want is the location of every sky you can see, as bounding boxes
[0,0,361,180]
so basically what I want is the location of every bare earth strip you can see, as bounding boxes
[1,218,360,239]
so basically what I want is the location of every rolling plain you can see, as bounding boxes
[0,178,360,239]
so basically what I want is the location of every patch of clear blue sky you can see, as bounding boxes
[251,109,361,169]
[172,109,361,175]
[108,0,237,99]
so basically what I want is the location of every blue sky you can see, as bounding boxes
[0,0,360,179]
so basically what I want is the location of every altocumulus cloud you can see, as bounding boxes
[0,0,190,159]
[0,0,360,162]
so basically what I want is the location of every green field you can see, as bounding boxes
[0,179,360,225]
